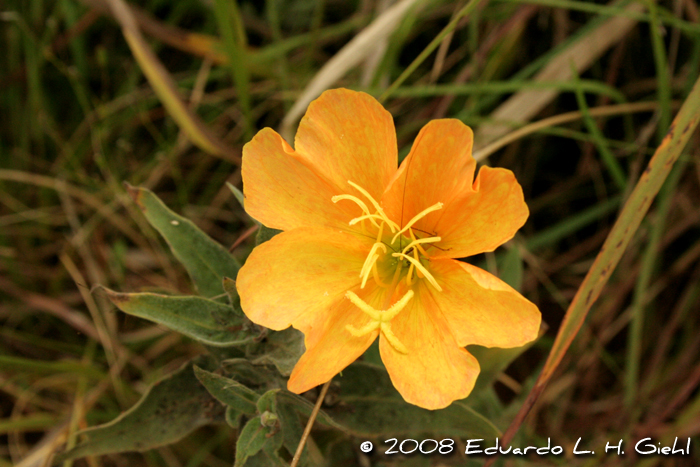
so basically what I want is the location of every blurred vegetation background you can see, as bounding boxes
[1,0,699,465]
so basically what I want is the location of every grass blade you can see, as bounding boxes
[212,0,252,140]
[280,0,422,141]
[378,0,483,103]
[488,71,700,464]
[474,0,645,150]
[103,0,237,161]
[571,66,628,190]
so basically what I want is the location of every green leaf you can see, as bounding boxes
[248,327,305,376]
[226,181,248,213]
[234,415,284,467]
[54,359,223,463]
[193,366,259,415]
[276,391,343,431]
[222,358,277,388]
[244,445,287,467]
[223,276,241,310]
[256,389,279,414]
[468,344,534,395]
[125,183,240,298]
[225,182,281,248]
[255,224,282,245]
[226,406,243,429]
[276,402,306,465]
[234,416,267,466]
[326,362,500,439]
[226,180,280,245]
[100,287,253,347]
[498,246,524,291]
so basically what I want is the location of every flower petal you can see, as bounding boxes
[428,258,541,348]
[295,89,397,203]
[237,227,372,331]
[242,128,360,231]
[429,166,529,259]
[382,119,476,229]
[382,119,527,259]
[287,284,386,393]
[379,282,481,410]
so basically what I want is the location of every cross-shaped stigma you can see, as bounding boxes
[345,290,414,354]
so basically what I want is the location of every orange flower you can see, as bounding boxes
[237,89,541,410]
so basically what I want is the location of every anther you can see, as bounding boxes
[347,181,399,233]
[391,202,443,244]
[331,194,370,214]
[409,229,431,257]
[333,194,380,228]
[359,242,388,288]
[349,214,386,227]
[400,236,441,256]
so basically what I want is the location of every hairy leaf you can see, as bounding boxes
[234,415,267,466]
[249,327,305,376]
[234,415,284,467]
[223,276,241,310]
[194,366,259,415]
[101,287,253,347]
[326,362,500,438]
[243,445,287,467]
[126,184,240,298]
[54,359,222,463]
[222,358,277,388]
[276,403,306,465]
[276,391,343,431]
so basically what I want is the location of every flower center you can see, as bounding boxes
[332,180,444,353]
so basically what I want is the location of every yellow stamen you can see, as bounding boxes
[347,181,399,233]
[392,253,442,291]
[405,263,415,286]
[349,214,385,227]
[331,194,370,214]
[345,290,414,354]
[363,222,389,287]
[400,236,442,256]
[409,229,430,256]
[375,221,385,243]
[360,253,379,288]
[333,183,444,294]
[391,202,443,244]
[359,242,388,288]
[333,194,381,229]
[405,246,420,286]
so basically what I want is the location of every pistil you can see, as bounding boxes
[345,290,414,354]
